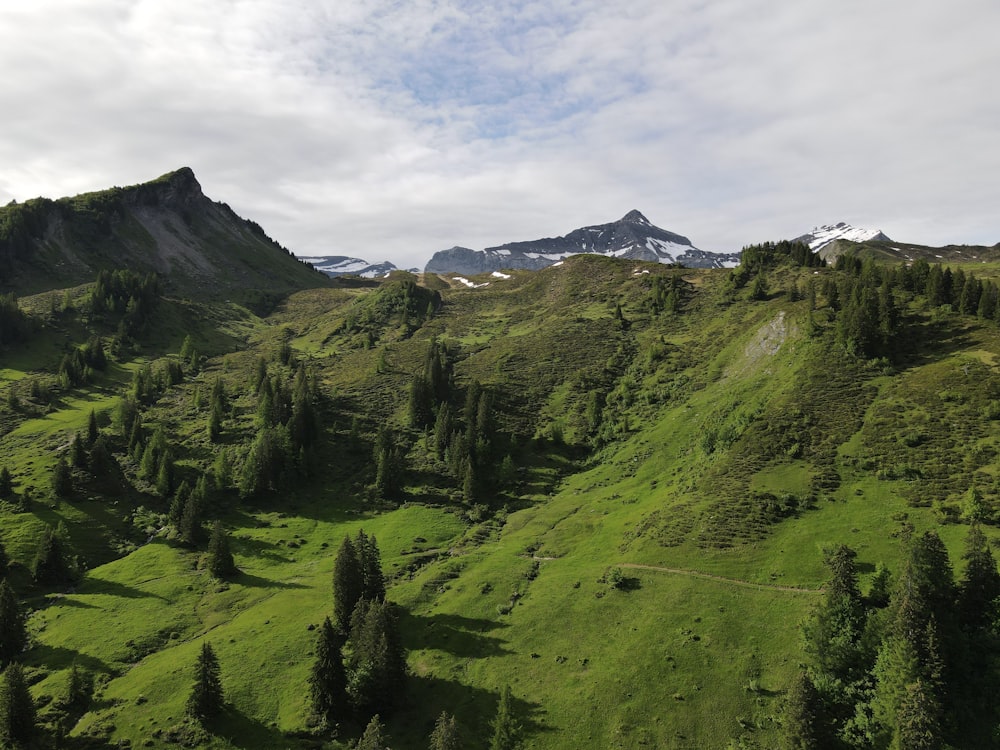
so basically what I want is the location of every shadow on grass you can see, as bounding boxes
[389,673,554,749]
[401,610,512,659]
[236,571,309,590]
[26,643,111,675]
[212,705,292,750]
[83,577,167,601]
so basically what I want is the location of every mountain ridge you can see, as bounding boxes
[0,167,328,298]
[424,210,741,274]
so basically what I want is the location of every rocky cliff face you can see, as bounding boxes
[0,168,327,297]
[425,211,739,274]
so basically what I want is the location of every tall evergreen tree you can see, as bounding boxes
[0,580,27,668]
[308,617,348,728]
[356,530,386,603]
[87,409,99,445]
[0,663,36,747]
[346,599,406,714]
[0,467,12,499]
[52,456,72,498]
[489,684,522,750]
[803,544,868,682]
[31,524,71,585]
[207,521,237,579]
[357,713,391,750]
[332,536,363,633]
[186,642,224,721]
[891,679,942,750]
[429,711,461,750]
[956,524,1000,633]
[781,671,821,750]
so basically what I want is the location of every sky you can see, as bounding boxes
[1,1,998,268]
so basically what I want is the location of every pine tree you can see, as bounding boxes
[0,467,12,499]
[65,662,93,709]
[332,536,363,633]
[358,713,391,750]
[489,684,522,750]
[207,521,237,579]
[346,599,406,714]
[429,711,461,750]
[87,409,99,445]
[891,679,941,750]
[52,456,73,498]
[802,544,868,683]
[356,530,386,603]
[781,671,821,750]
[956,524,1000,633]
[32,524,71,585]
[186,642,224,721]
[0,663,36,747]
[0,580,27,667]
[71,432,88,469]
[308,617,348,728]
[178,492,203,547]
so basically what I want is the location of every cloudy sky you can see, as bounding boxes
[1,1,997,268]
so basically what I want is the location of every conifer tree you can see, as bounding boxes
[429,711,461,750]
[0,541,7,578]
[956,524,1000,633]
[178,492,204,547]
[65,662,93,710]
[156,451,175,497]
[0,467,12,499]
[0,580,27,667]
[489,684,522,750]
[358,714,391,750]
[356,530,386,603]
[332,536,363,633]
[781,671,821,750]
[71,432,88,469]
[0,663,36,747]
[52,456,73,498]
[308,617,348,728]
[207,521,237,579]
[346,599,406,714]
[87,409,99,445]
[186,642,224,721]
[32,524,71,585]
[892,679,941,750]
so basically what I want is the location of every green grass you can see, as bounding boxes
[8,253,1000,748]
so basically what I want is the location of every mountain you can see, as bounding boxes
[424,210,740,274]
[299,255,400,278]
[6,245,1000,748]
[794,221,892,252]
[0,167,329,297]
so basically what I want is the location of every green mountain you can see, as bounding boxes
[0,167,329,299]
[1,196,1000,750]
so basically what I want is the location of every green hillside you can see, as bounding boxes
[2,242,1000,749]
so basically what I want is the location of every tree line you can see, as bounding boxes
[785,525,1000,748]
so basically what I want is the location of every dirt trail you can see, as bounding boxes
[619,563,822,594]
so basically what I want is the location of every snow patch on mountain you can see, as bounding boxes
[300,256,399,279]
[795,223,891,251]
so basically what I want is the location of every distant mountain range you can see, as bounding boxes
[424,210,741,275]
[298,256,404,279]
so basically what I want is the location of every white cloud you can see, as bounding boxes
[0,0,997,268]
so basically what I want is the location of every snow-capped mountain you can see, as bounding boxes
[424,210,740,275]
[299,256,400,279]
[795,222,892,252]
